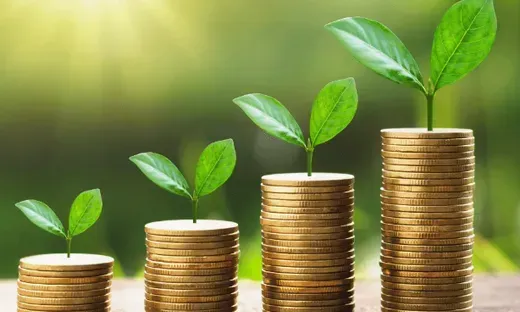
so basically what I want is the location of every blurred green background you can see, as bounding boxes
[1,0,519,280]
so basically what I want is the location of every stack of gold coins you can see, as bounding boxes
[144,220,239,312]
[380,128,475,312]
[261,173,356,312]
[18,254,113,311]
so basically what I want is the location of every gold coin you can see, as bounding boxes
[261,230,353,241]
[263,270,353,281]
[262,251,354,261]
[382,236,474,245]
[263,277,354,287]
[261,283,353,294]
[381,241,473,253]
[381,222,473,232]
[144,306,237,312]
[17,280,111,292]
[381,286,472,298]
[145,232,239,243]
[260,217,351,228]
[262,198,354,208]
[262,264,353,274]
[145,285,238,297]
[381,274,472,285]
[262,223,354,234]
[263,302,354,312]
[262,205,353,214]
[145,291,237,303]
[381,216,473,226]
[261,211,352,220]
[146,259,237,270]
[382,144,474,153]
[381,137,474,146]
[262,297,353,307]
[146,246,239,256]
[382,229,474,240]
[382,281,472,291]
[17,294,110,305]
[18,267,111,278]
[380,254,472,265]
[381,307,471,312]
[382,210,473,219]
[19,254,113,272]
[381,150,474,160]
[262,290,354,301]
[382,177,474,186]
[382,157,475,166]
[145,278,238,290]
[17,301,109,311]
[381,195,472,206]
[144,271,236,283]
[382,170,474,179]
[381,248,472,259]
[383,164,475,174]
[261,184,353,194]
[262,173,354,187]
[381,202,473,213]
[380,128,473,139]
[380,262,472,272]
[146,251,239,263]
[381,267,473,278]
[144,298,236,310]
[262,244,351,254]
[382,299,472,310]
[262,257,354,268]
[145,265,237,276]
[262,237,354,248]
[145,220,238,236]
[262,191,354,200]
[18,287,111,298]
[17,308,111,312]
[145,239,238,250]
[381,293,472,304]
[381,189,473,199]
[19,273,113,285]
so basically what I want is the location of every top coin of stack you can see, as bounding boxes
[261,173,356,312]
[18,254,114,312]
[380,128,475,312]
[144,220,239,312]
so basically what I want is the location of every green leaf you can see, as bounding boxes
[325,17,425,93]
[310,78,358,147]
[233,93,306,148]
[430,0,497,91]
[15,200,66,238]
[68,189,103,237]
[130,152,191,198]
[194,139,236,198]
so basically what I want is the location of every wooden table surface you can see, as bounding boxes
[3,275,519,311]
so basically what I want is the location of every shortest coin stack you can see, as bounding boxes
[261,173,356,312]
[18,253,114,312]
[144,220,239,312]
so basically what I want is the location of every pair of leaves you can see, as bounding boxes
[15,189,103,239]
[326,0,497,94]
[130,139,236,199]
[233,78,358,149]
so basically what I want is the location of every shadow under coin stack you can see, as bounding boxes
[18,254,113,312]
[261,173,356,312]
[144,220,239,312]
[380,128,475,312]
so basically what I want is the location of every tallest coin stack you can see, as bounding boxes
[380,128,475,312]
[260,173,356,312]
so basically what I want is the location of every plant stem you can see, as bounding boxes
[426,93,434,131]
[306,148,314,177]
[192,198,199,223]
[66,237,72,258]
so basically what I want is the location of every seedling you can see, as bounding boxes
[326,0,497,131]
[233,78,358,177]
[15,189,103,258]
[130,139,236,224]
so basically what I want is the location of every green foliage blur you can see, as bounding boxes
[1,0,519,279]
